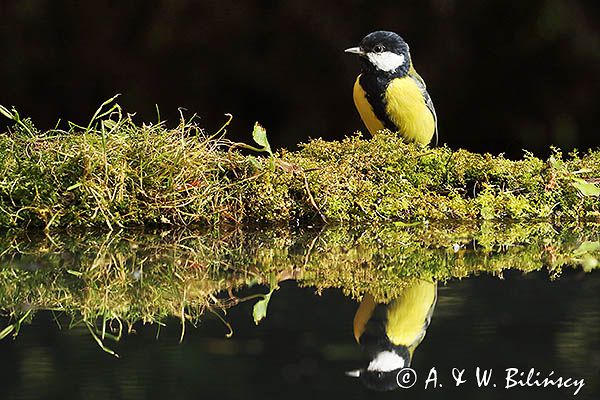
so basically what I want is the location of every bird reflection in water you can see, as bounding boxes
[347,279,437,391]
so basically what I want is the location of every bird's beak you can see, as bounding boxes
[345,369,363,378]
[344,47,365,56]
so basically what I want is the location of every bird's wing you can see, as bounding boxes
[408,67,438,146]
[353,293,378,343]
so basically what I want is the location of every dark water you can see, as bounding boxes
[1,269,598,400]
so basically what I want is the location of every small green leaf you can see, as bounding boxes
[581,254,598,272]
[252,290,273,325]
[0,324,15,340]
[248,155,263,170]
[102,120,117,130]
[0,105,15,120]
[252,122,273,156]
[573,178,600,196]
[573,241,600,257]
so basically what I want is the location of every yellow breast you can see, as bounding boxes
[352,75,385,135]
[384,77,435,145]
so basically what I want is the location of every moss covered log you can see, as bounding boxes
[0,104,598,230]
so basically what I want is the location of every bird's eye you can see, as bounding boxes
[373,45,385,53]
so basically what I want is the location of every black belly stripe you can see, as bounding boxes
[359,73,397,132]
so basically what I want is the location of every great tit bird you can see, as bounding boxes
[345,31,437,145]
[347,279,437,391]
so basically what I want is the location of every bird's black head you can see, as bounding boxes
[345,31,411,77]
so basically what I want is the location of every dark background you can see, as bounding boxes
[0,0,598,157]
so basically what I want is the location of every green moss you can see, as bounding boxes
[0,103,598,230]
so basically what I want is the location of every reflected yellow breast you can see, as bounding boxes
[385,280,436,347]
[352,75,385,135]
[384,77,435,145]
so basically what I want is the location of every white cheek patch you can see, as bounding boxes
[367,51,406,72]
[367,351,406,372]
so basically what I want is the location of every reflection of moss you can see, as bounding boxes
[0,106,599,230]
[297,222,600,301]
[1,223,598,345]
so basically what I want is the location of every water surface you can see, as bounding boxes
[1,223,598,399]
